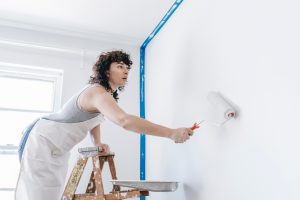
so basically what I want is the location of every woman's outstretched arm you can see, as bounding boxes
[89,86,193,143]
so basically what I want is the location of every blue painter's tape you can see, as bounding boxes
[139,1,184,199]
[140,47,146,184]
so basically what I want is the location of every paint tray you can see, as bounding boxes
[110,180,178,192]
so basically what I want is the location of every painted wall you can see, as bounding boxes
[0,25,141,193]
[145,0,300,199]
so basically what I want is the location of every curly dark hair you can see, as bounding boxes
[88,50,133,101]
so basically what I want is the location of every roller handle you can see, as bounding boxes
[190,122,200,131]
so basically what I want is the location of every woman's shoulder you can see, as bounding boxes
[87,84,108,96]
[89,84,105,90]
[78,84,110,110]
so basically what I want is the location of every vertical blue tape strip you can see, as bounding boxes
[139,0,184,199]
[140,46,146,182]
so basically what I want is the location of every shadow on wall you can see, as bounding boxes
[183,183,202,200]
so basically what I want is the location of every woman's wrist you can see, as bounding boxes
[165,128,174,140]
[93,141,102,146]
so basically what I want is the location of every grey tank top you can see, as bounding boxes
[43,85,100,123]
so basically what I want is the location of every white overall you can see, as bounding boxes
[15,114,105,200]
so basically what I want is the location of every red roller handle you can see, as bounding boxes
[190,122,200,130]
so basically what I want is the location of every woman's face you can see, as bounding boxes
[107,61,129,89]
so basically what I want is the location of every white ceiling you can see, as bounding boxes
[0,0,175,46]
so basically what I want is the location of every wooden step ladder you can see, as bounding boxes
[61,147,149,200]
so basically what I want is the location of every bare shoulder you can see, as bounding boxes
[77,85,109,112]
[89,84,106,94]
[79,84,117,113]
[87,84,111,100]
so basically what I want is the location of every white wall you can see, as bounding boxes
[0,25,141,194]
[145,0,300,199]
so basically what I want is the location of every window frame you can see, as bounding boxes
[0,62,63,193]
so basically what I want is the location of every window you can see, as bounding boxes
[0,62,63,199]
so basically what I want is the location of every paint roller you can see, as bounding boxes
[190,91,237,130]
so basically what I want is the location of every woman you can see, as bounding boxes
[15,50,194,200]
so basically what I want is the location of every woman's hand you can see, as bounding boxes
[169,128,194,143]
[98,143,110,153]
